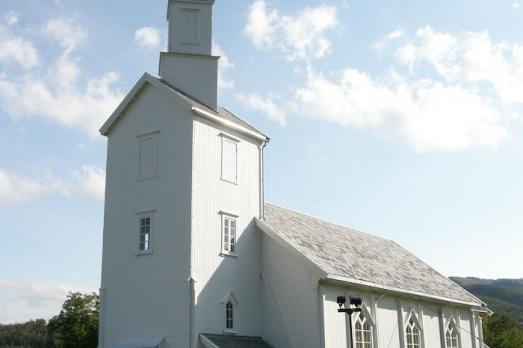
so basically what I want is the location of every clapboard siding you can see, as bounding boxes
[191,115,263,343]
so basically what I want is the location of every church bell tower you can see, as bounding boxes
[159,0,218,110]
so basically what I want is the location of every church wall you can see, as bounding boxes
[261,233,323,348]
[100,83,194,348]
[375,296,402,348]
[191,116,264,344]
[323,285,350,348]
[321,284,481,348]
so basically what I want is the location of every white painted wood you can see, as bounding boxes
[190,116,263,343]
[99,2,488,348]
[101,83,194,348]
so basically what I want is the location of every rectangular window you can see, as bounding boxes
[182,9,199,44]
[138,214,152,252]
[221,135,238,183]
[221,214,237,255]
[137,132,159,181]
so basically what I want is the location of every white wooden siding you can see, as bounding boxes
[191,116,262,343]
[100,84,193,348]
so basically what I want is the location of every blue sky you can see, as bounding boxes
[0,0,522,323]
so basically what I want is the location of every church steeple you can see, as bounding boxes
[160,0,218,109]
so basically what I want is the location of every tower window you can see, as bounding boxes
[221,135,238,184]
[221,214,237,255]
[406,317,421,348]
[182,9,199,44]
[137,213,153,252]
[137,132,159,181]
[225,301,234,329]
[354,312,373,348]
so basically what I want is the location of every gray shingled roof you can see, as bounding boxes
[156,78,268,140]
[201,334,273,348]
[260,203,483,307]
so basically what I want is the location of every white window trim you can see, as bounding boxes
[136,131,160,182]
[444,316,462,348]
[222,291,239,334]
[136,210,155,255]
[350,297,376,348]
[220,212,238,257]
[404,309,424,348]
[219,133,239,185]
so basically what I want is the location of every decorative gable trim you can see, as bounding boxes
[100,73,192,136]
[221,290,239,306]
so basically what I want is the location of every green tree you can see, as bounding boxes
[0,319,47,347]
[484,314,523,348]
[48,292,99,348]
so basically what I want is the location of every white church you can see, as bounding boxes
[98,1,490,347]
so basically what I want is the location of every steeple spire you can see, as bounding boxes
[160,0,218,109]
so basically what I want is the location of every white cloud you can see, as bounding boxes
[134,26,161,49]
[0,166,105,207]
[4,11,19,26]
[245,0,338,61]
[396,26,523,105]
[44,18,86,50]
[511,2,521,9]
[374,30,404,50]
[292,69,506,152]
[0,169,51,207]
[0,19,123,137]
[0,37,39,69]
[0,281,92,324]
[247,26,523,152]
[72,165,106,201]
[212,42,234,89]
[237,93,286,126]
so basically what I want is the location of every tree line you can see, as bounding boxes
[0,292,98,348]
[1,291,523,348]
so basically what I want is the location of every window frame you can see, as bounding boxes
[220,133,239,185]
[354,311,374,348]
[225,301,234,330]
[445,320,460,348]
[222,290,239,334]
[181,8,200,45]
[220,212,238,256]
[137,131,160,182]
[406,316,422,348]
[136,211,155,255]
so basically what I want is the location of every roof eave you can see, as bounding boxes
[322,274,488,310]
[192,107,269,143]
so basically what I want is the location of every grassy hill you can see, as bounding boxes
[451,277,523,327]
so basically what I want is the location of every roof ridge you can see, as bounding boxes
[264,202,392,243]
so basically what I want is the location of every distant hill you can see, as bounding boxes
[451,277,523,327]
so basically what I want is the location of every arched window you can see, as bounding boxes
[446,321,459,348]
[225,301,234,329]
[406,317,421,348]
[354,311,373,348]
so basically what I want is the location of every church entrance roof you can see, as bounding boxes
[200,334,274,348]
